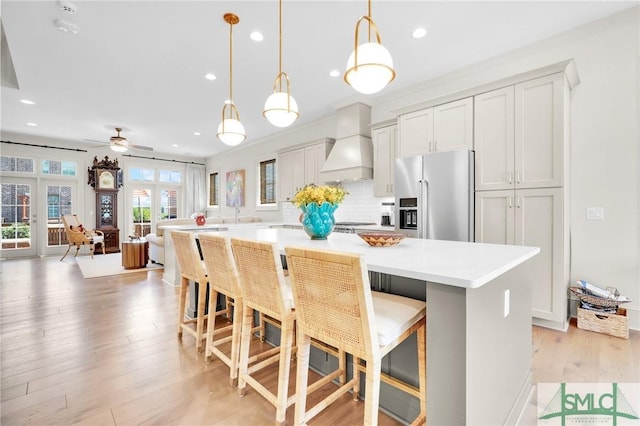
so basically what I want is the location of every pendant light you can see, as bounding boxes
[263,0,299,128]
[217,13,246,146]
[344,0,395,95]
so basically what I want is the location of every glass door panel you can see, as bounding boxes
[46,184,73,247]
[1,179,37,257]
[160,188,179,220]
[131,188,152,237]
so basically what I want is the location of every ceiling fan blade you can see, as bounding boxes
[84,138,153,152]
[128,143,154,152]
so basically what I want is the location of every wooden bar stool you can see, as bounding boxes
[285,246,427,426]
[231,237,296,426]
[199,233,263,386]
[170,230,208,353]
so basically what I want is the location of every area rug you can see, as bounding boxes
[75,253,163,279]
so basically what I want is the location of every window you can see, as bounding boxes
[158,169,181,183]
[1,156,34,173]
[160,189,178,219]
[259,159,276,205]
[42,160,77,176]
[129,167,155,181]
[209,172,219,206]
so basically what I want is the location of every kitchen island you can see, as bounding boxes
[196,227,539,425]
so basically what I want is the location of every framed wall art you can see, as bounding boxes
[226,169,245,207]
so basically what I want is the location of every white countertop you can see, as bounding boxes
[196,227,539,289]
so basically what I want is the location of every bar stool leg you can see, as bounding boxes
[229,296,243,387]
[294,332,311,426]
[364,359,382,426]
[177,276,188,341]
[204,289,219,364]
[195,281,207,353]
[238,305,254,397]
[275,318,295,425]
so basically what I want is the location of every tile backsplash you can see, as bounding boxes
[281,180,394,225]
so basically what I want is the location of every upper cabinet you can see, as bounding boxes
[475,73,565,191]
[278,138,334,202]
[372,124,397,197]
[398,97,473,158]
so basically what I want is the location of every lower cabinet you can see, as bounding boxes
[475,187,567,328]
[99,227,120,253]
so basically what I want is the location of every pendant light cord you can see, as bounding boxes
[278,0,282,76]
[229,19,233,109]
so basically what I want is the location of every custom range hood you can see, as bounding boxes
[320,103,373,182]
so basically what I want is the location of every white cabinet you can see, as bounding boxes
[278,139,334,201]
[475,188,565,324]
[475,74,564,191]
[278,149,305,202]
[372,124,397,197]
[304,143,333,187]
[398,97,473,158]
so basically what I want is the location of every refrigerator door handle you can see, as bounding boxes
[418,179,429,239]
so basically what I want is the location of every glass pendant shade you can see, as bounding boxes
[217,117,246,146]
[110,144,127,153]
[264,91,299,128]
[345,41,394,95]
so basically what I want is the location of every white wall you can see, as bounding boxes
[207,7,640,329]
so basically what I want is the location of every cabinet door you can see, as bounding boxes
[474,87,514,191]
[278,149,305,201]
[304,143,328,186]
[514,187,563,322]
[373,125,397,197]
[515,74,564,189]
[433,97,473,153]
[474,190,515,245]
[398,108,433,158]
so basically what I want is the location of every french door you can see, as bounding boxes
[1,178,37,258]
[42,181,77,256]
[127,186,179,238]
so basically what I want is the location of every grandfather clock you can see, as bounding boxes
[88,156,123,254]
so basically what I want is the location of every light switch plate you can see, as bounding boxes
[586,207,604,220]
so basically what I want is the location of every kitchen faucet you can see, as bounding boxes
[234,206,240,224]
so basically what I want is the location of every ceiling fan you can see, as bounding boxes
[85,127,153,153]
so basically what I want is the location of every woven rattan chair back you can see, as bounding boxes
[231,237,292,319]
[171,230,206,283]
[199,233,240,297]
[285,246,376,359]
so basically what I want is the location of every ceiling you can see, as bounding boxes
[1,1,635,158]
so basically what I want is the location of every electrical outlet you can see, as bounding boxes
[503,289,510,318]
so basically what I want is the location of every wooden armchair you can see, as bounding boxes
[60,214,105,260]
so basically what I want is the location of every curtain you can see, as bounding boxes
[185,164,206,215]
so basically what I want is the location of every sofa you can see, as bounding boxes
[145,216,263,264]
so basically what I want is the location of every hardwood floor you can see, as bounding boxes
[1,256,638,425]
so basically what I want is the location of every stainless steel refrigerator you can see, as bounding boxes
[394,150,474,241]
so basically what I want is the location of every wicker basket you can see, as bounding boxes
[569,286,630,309]
[577,307,629,339]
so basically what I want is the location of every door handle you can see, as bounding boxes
[508,172,513,185]
[516,171,521,184]
[434,141,438,152]
[508,196,513,208]
[428,141,432,152]
[516,196,521,208]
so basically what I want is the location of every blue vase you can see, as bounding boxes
[300,202,338,240]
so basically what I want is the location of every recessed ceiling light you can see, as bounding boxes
[172,144,179,147]
[193,132,200,136]
[412,28,427,39]
[27,122,38,127]
[54,19,79,34]
[20,99,35,105]
[250,31,263,42]
[204,73,216,81]
[329,70,340,77]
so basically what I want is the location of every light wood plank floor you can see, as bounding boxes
[1,256,638,425]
